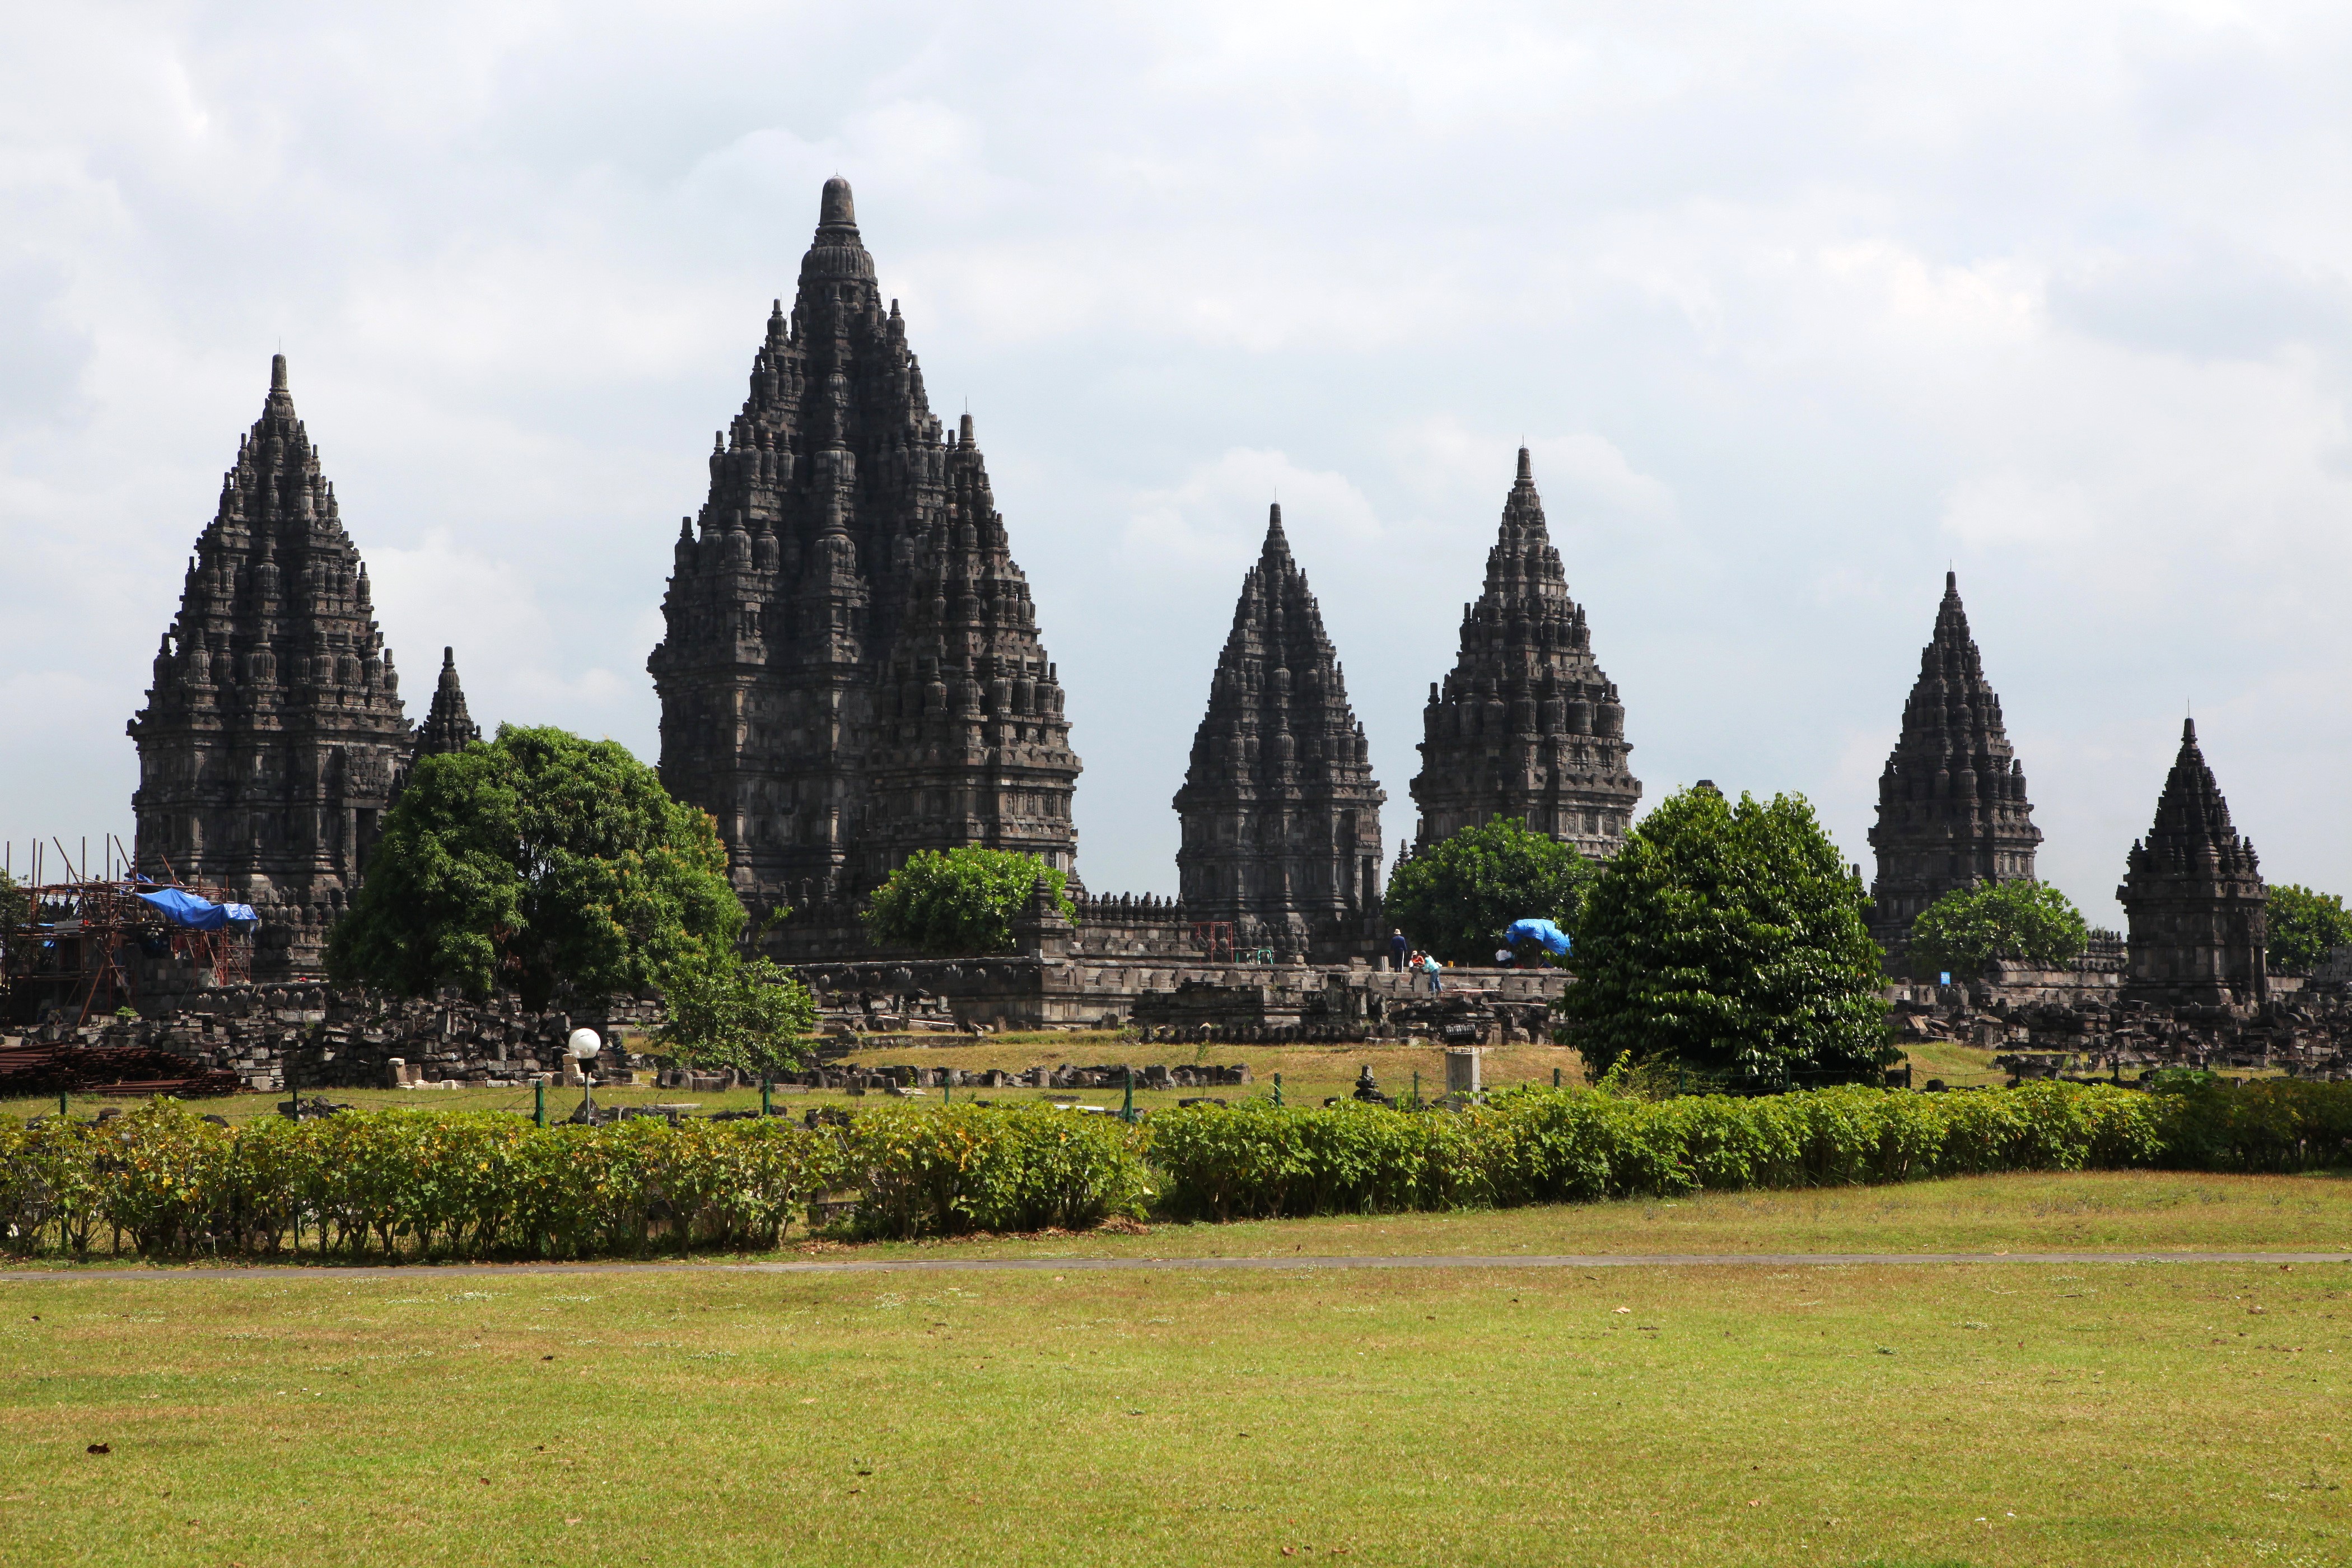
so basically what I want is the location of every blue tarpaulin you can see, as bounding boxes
[1503,918,1571,955]
[137,887,259,931]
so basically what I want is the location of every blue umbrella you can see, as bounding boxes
[1503,918,1571,955]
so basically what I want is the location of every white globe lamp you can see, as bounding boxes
[568,1028,603,1119]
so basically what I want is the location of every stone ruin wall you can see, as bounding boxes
[19,933,2349,1095]
[1892,973,2352,1081]
[19,983,667,1092]
[792,955,1567,1046]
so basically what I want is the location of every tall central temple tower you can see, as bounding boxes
[1409,449,1640,857]
[648,180,1080,907]
[1866,572,2042,963]
[1174,506,1384,950]
[129,355,413,977]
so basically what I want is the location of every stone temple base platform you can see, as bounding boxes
[791,950,1566,1045]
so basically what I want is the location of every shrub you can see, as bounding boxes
[843,1103,1150,1239]
[328,725,744,1008]
[1145,1082,2193,1219]
[651,949,820,1079]
[862,847,1074,956]
[1906,880,2089,977]
[2266,884,2352,974]
[1383,817,1595,965]
[0,1104,847,1260]
[1561,786,1890,1079]
[4,1081,2347,1262]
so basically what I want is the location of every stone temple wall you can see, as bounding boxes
[760,890,1371,966]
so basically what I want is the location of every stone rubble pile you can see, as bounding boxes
[21,984,662,1091]
[1893,987,2352,1081]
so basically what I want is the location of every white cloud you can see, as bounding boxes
[10,1,2352,911]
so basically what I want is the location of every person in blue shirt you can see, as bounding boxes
[1389,928,1409,970]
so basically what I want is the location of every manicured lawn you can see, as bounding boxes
[1,1175,2349,1565]
[1896,1037,2009,1089]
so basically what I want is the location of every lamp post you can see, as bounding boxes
[567,1028,603,1123]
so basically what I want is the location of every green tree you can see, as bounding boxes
[1906,880,2089,977]
[2266,884,2352,973]
[862,847,1072,956]
[1383,816,1595,964]
[650,949,819,1079]
[327,725,744,1008]
[1560,786,1889,1080]
[0,867,26,931]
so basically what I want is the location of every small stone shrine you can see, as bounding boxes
[2118,718,2269,1007]
[410,647,482,761]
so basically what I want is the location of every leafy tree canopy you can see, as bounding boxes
[1906,879,2089,977]
[1559,786,1889,1079]
[2267,883,2352,973]
[1383,816,1595,964]
[0,867,26,932]
[649,948,819,1079]
[327,725,744,1009]
[862,846,1072,956]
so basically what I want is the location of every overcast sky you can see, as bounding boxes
[6,2,2351,920]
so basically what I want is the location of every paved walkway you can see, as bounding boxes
[2,1250,2345,1284]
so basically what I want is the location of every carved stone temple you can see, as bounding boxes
[1866,571,2043,965]
[2117,718,2269,1006]
[1408,448,1640,857]
[647,179,1080,911]
[129,354,414,978]
[1173,505,1385,953]
[410,647,482,762]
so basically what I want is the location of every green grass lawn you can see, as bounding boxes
[2,1176,2350,1565]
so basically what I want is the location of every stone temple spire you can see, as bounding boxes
[1174,505,1385,952]
[858,414,1082,886]
[1866,571,2043,963]
[411,647,482,760]
[1408,448,1640,857]
[129,354,413,977]
[2118,718,2268,1006]
[651,180,1080,912]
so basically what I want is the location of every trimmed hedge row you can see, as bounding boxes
[1149,1079,2352,1220]
[0,1079,2345,1259]
[0,1100,1144,1257]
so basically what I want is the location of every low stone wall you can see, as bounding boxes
[773,1060,1255,1094]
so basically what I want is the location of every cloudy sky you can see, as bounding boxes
[6,1,2351,918]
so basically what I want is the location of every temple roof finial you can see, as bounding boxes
[270,353,288,391]
[1516,446,1533,484]
[820,176,856,230]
